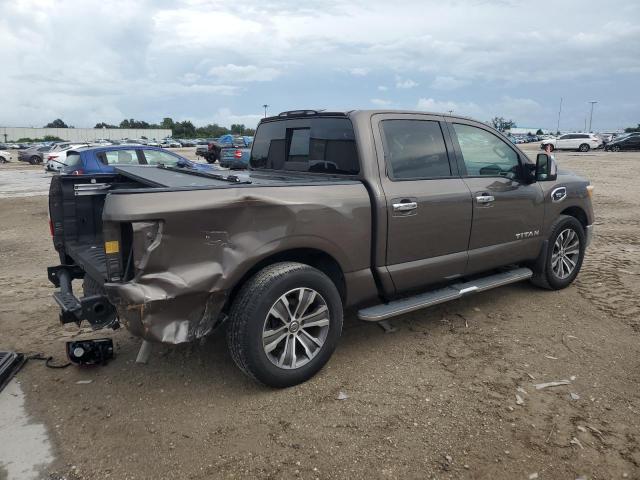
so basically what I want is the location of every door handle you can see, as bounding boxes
[475,195,495,204]
[392,201,418,212]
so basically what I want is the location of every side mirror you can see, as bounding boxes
[535,153,557,181]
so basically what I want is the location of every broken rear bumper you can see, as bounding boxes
[48,265,117,329]
[104,282,228,344]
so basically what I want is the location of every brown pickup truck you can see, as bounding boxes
[48,109,594,387]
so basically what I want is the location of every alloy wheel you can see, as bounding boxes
[262,288,330,370]
[551,228,581,279]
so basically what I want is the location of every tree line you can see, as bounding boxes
[44,118,255,137]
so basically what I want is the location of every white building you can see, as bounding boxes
[0,127,172,143]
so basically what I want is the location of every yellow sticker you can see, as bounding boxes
[104,240,120,254]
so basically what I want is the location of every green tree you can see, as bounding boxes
[160,117,175,130]
[230,124,245,134]
[624,123,640,133]
[45,118,68,128]
[490,117,517,132]
[94,122,117,129]
[536,128,544,135]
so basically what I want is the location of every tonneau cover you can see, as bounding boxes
[114,165,233,188]
[113,164,362,191]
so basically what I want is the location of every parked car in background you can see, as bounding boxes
[0,149,13,163]
[197,135,253,164]
[179,139,197,147]
[161,139,181,148]
[541,133,602,152]
[219,136,254,169]
[57,145,220,175]
[45,144,91,172]
[605,134,640,151]
[18,144,53,164]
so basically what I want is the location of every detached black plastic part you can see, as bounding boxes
[67,339,114,366]
[48,265,117,329]
[0,351,26,393]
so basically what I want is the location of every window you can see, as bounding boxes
[381,120,451,180]
[100,149,140,165]
[65,152,82,167]
[250,117,359,174]
[288,129,310,165]
[452,123,520,178]
[143,149,181,166]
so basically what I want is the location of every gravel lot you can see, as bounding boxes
[0,145,639,479]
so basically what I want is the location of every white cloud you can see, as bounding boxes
[0,0,638,130]
[395,77,419,89]
[349,67,369,76]
[208,64,281,83]
[416,98,483,117]
[371,98,393,106]
[430,76,468,90]
[212,108,264,129]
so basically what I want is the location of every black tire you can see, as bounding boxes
[531,215,586,290]
[29,155,40,165]
[0,156,6,164]
[611,145,620,152]
[82,275,118,328]
[578,143,590,152]
[226,262,343,388]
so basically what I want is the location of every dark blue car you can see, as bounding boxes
[60,145,215,175]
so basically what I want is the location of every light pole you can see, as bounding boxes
[588,101,597,132]
[262,104,269,118]
[556,97,562,134]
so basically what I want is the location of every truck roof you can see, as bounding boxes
[263,109,479,124]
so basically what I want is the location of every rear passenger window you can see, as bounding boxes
[65,152,81,167]
[100,149,140,165]
[452,123,519,178]
[250,118,359,174]
[381,120,451,180]
[143,150,180,165]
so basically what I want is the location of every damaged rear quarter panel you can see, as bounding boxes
[102,184,372,344]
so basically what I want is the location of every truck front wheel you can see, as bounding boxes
[531,215,586,290]
[226,262,343,388]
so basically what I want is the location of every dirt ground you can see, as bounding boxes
[1,145,639,479]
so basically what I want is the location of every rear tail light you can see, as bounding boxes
[234,149,242,159]
[49,218,54,237]
[48,155,55,160]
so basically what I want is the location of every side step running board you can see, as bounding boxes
[358,267,533,322]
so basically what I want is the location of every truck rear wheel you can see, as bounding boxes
[531,215,585,290]
[226,262,343,388]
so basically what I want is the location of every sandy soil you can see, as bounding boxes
[0,145,639,479]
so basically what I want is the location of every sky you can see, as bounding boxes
[1,0,639,132]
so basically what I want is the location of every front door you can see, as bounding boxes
[373,114,473,293]
[446,121,544,275]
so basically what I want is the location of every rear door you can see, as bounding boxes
[446,120,544,274]
[556,134,572,149]
[372,114,472,293]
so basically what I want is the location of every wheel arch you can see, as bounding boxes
[225,248,347,311]
[560,206,588,229]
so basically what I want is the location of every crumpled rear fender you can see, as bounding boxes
[102,185,372,344]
